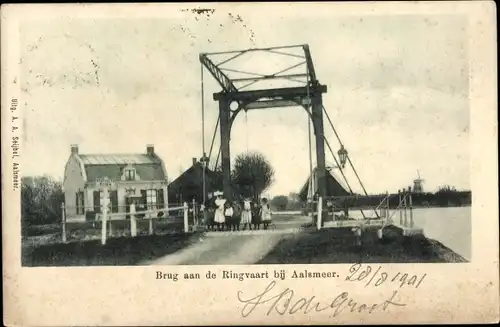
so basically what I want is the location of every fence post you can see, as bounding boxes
[317,197,323,230]
[101,187,108,245]
[403,189,408,227]
[130,203,137,237]
[61,202,67,243]
[308,199,314,224]
[408,186,413,228]
[192,199,197,228]
[149,213,154,236]
[386,191,390,220]
[183,202,189,233]
[201,203,206,229]
[331,200,336,222]
[377,194,385,239]
[355,227,362,246]
[398,189,402,225]
[108,204,113,238]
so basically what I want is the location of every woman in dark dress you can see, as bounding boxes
[206,197,217,231]
[251,201,262,230]
[232,200,242,231]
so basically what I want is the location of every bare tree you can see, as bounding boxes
[231,152,275,201]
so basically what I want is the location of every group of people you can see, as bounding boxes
[201,191,272,231]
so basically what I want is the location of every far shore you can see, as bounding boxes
[272,204,471,213]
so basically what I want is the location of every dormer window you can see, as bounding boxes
[124,168,136,181]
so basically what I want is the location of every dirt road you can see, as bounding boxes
[146,233,285,265]
[146,215,311,265]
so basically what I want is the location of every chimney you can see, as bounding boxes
[192,157,197,166]
[146,144,154,155]
[70,144,79,155]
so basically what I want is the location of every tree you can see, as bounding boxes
[271,195,289,211]
[21,175,64,229]
[287,192,302,210]
[231,152,275,201]
[435,185,459,207]
[436,185,457,194]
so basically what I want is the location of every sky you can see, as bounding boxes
[18,10,470,196]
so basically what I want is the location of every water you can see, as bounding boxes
[412,207,471,261]
[348,207,471,261]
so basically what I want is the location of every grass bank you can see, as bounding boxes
[258,225,467,264]
[22,232,200,266]
[23,220,467,266]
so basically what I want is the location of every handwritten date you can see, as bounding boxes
[345,263,427,289]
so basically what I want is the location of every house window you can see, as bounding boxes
[146,189,157,209]
[125,168,136,181]
[76,190,85,214]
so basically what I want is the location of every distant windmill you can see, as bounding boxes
[413,170,425,193]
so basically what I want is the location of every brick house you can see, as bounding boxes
[63,144,168,222]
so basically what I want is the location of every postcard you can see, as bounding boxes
[2,2,498,325]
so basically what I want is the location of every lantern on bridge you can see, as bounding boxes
[337,145,348,169]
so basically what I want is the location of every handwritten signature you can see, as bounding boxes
[237,280,406,318]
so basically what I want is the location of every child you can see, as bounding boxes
[201,201,214,231]
[214,192,226,231]
[241,197,252,230]
[261,198,272,230]
[200,202,206,227]
[224,201,234,231]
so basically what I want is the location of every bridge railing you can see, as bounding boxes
[315,187,415,231]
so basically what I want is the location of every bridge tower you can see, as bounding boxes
[199,45,328,201]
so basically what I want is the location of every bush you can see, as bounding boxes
[270,195,288,211]
[21,176,64,231]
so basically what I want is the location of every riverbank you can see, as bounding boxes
[22,223,466,266]
[258,225,467,264]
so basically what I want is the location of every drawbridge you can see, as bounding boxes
[198,44,423,239]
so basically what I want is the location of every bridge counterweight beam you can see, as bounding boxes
[219,99,232,201]
[213,85,327,102]
[312,94,327,200]
[244,99,298,110]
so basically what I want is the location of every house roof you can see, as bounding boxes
[298,167,352,201]
[79,154,161,165]
[168,162,221,191]
[168,162,240,202]
[74,153,167,182]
